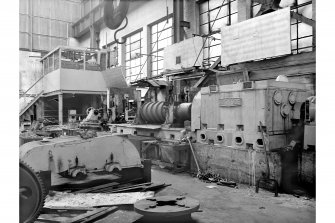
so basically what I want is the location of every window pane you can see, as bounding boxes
[131,40,141,50]
[158,60,164,70]
[252,4,261,17]
[231,0,238,14]
[200,13,209,25]
[209,45,221,58]
[210,17,226,31]
[280,0,295,7]
[298,22,312,38]
[200,2,208,14]
[157,21,166,31]
[152,24,157,33]
[132,32,141,42]
[126,52,130,61]
[157,39,167,50]
[150,17,173,76]
[298,0,311,5]
[200,25,208,35]
[151,32,158,42]
[298,36,313,49]
[158,29,169,40]
[209,0,224,10]
[298,4,312,19]
[210,8,226,22]
[291,40,297,50]
[231,13,238,25]
[158,50,164,58]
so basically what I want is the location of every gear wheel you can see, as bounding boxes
[20,161,46,223]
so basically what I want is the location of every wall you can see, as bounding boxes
[19,50,43,94]
[42,68,107,94]
[60,69,107,92]
[190,143,282,186]
[19,0,81,52]
[42,69,61,93]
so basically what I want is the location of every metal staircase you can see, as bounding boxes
[19,90,44,117]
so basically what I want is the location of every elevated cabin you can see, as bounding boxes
[37,46,113,124]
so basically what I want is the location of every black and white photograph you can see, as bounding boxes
[1,0,329,222]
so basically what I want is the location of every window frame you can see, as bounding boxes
[124,28,144,83]
[198,0,238,67]
[149,15,174,77]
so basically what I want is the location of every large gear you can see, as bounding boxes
[19,161,46,223]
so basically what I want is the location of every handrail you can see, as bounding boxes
[40,45,108,61]
[20,73,46,99]
[19,90,44,117]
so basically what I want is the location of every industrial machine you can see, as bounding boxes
[109,80,193,172]
[190,79,315,193]
[192,80,312,150]
[19,161,46,223]
[19,134,150,223]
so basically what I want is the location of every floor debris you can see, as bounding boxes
[37,206,118,223]
[44,191,155,208]
[197,171,238,188]
[206,185,218,189]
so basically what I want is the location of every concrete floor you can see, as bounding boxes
[96,167,315,223]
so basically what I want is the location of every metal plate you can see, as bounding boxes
[221,8,291,66]
[101,67,128,88]
[219,98,242,107]
[134,196,200,217]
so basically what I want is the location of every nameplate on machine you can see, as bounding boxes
[219,98,242,107]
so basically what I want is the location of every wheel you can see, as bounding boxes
[20,161,46,223]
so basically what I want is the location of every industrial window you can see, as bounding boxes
[125,30,144,83]
[252,0,314,54]
[150,17,173,77]
[199,0,238,67]
[290,0,314,54]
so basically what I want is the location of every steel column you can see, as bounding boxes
[107,88,110,109]
[238,0,252,22]
[173,0,184,43]
[58,93,63,125]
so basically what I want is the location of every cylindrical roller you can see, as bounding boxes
[140,101,167,124]
[175,103,192,123]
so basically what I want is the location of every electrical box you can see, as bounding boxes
[163,36,203,70]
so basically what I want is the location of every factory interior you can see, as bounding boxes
[3,0,331,222]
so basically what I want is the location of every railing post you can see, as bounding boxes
[83,50,86,70]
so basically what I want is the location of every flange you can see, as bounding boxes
[134,196,200,219]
